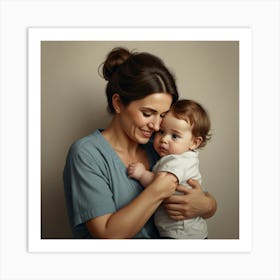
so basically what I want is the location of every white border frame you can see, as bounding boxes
[28,27,252,253]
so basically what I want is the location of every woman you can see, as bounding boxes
[63,47,217,239]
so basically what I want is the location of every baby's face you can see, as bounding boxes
[153,112,195,157]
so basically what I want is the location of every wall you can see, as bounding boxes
[41,41,239,239]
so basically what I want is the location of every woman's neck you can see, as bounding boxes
[102,118,138,155]
[102,118,149,168]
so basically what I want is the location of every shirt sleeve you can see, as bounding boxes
[155,154,200,184]
[64,146,117,227]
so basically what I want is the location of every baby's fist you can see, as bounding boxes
[127,162,145,180]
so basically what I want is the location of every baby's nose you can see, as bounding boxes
[160,134,169,143]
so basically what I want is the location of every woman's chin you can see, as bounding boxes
[137,137,150,144]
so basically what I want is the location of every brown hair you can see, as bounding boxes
[100,47,179,114]
[170,99,211,148]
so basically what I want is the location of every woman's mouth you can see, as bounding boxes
[141,130,153,138]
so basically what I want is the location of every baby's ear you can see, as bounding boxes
[191,136,203,150]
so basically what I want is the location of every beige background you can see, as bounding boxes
[41,41,239,239]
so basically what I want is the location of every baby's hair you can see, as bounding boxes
[170,99,211,148]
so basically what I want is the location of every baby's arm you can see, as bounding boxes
[127,162,155,187]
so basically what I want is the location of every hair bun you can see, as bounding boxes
[102,47,132,81]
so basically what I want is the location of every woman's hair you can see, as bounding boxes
[170,99,212,148]
[100,47,179,114]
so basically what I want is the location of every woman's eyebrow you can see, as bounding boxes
[140,107,170,114]
[140,107,157,112]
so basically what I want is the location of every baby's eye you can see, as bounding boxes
[157,129,164,135]
[172,134,180,140]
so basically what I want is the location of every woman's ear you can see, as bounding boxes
[112,93,121,113]
[191,136,203,150]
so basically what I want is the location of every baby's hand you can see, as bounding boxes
[127,162,146,180]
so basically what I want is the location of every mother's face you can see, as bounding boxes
[117,93,173,144]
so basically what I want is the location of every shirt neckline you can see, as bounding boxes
[94,129,153,169]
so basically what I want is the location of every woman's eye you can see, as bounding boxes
[142,112,152,117]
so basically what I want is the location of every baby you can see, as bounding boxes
[128,99,211,239]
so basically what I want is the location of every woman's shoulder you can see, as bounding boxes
[68,129,108,159]
[64,129,116,175]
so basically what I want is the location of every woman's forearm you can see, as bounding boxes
[86,173,177,238]
[201,192,217,219]
[102,186,162,238]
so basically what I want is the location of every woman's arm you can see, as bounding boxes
[163,179,217,220]
[85,172,177,238]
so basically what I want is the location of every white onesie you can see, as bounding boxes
[153,150,208,239]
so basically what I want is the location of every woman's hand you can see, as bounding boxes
[149,172,178,200]
[163,179,217,220]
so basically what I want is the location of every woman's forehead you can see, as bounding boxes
[135,93,172,110]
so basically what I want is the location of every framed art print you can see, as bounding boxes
[28,27,252,253]
[1,1,279,279]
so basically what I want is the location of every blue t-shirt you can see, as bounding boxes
[63,129,160,238]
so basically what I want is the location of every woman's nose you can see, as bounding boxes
[153,121,160,131]
[148,117,161,131]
